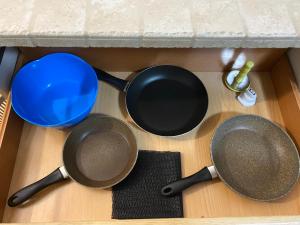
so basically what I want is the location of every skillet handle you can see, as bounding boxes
[161,166,216,197]
[7,167,68,207]
[94,68,128,92]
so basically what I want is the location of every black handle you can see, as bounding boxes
[161,167,213,197]
[7,167,67,207]
[94,68,128,92]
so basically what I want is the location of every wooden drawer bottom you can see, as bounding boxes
[2,71,300,223]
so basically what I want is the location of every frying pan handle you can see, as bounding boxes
[94,68,128,92]
[161,166,216,197]
[7,167,68,207]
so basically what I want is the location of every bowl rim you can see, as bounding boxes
[11,52,98,127]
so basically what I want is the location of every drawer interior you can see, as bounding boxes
[1,48,300,223]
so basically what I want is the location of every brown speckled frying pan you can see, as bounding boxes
[162,115,300,201]
[8,114,138,207]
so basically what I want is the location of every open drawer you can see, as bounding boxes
[1,48,300,224]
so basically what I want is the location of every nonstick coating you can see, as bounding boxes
[126,65,208,136]
[211,115,300,201]
[63,114,138,188]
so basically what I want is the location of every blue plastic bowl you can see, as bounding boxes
[12,53,98,127]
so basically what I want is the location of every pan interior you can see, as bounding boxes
[211,115,299,201]
[63,115,137,188]
[126,65,208,136]
[76,131,130,181]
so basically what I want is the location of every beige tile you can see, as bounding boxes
[31,37,88,47]
[287,0,300,36]
[0,0,300,48]
[89,38,140,47]
[191,0,245,38]
[142,38,192,48]
[86,0,141,39]
[142,0,193,44]
[0,0,34,36]
[238,0,297,38]
[242,38,296,48]
[0,37,33,47]
[193,38,244,48]
[295,41,300,48]
[30,0,86,36]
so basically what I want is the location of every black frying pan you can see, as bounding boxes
[95,65,208,136]
[8,114,138,207]
[162,115,300,201]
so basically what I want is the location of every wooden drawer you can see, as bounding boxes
[1,48,300,225]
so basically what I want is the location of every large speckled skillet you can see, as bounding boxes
[162,115,300,201]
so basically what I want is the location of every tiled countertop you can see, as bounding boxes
[1,0,300,48]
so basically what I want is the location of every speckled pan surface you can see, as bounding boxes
[211,114,300,201]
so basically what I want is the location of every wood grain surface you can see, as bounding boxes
[3,71,300,223]
[2,217,300,225]
[0,52,26,219]
[271,56,300,148]
[0,96,23,220]
[19,48,287,72]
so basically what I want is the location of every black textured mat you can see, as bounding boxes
[112,150,183,219]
